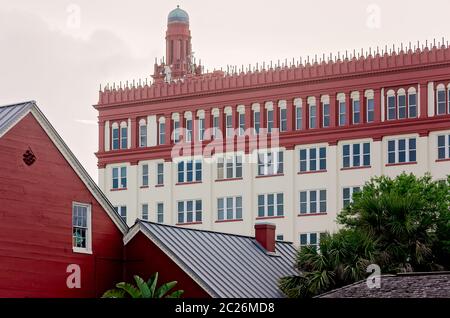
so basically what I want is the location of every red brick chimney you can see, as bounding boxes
[254,223,276,253]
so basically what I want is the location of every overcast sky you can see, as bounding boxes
[1,0,449,180]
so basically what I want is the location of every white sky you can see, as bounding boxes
[1,0,449,180]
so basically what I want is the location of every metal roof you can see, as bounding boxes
[0,101,34,137]
[132,221,298,298]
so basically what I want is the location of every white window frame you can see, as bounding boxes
[299,232,325,250]
[156,162,164,185]
[408,89,417,119]
[309,104,316,129]
[295,106,302,130]
[437,134,450,160]
[173,120,180,143]
[343,186,361,208]
[299,146,327,172]
[198,118,205,141]
[279,108,287,132]
[185,118,193,142]
[120,122,128,149]
[142,164,149,187]
[139,120,147,147]
[177,159,202,183]
[253,110,260,135]
[267,109,274,133]
[387,138,417,164]
[114,205,127,223]
[257,193,284,217]
[112,166,127,189]
[217,154,243,180]
[212,115,219,139]
[217,196,243,221]
[299,189,327,215]
[436,84,447,115]
[387,91,396,120]
[338,101,346,126]
[72,202,92,254]
[397,90,407,119]
[159,121,166,145]
[141,203,149,220]
[238,112,245,136]
[157,202,164,223]
[366,98,375,123]
[352,99,360,124]
[177,199,202,224]
[322,103,330,128]
[342,142,371,168]
[257,150,284,176]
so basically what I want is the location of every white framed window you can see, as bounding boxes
[157,202,164,223]
[159,121,166,145]
[387,138,417,164]
[217,196,243,220]
[217,154,243,180]
[177,159,202,183]
[300,232,326,250]
[367,98,375,122]
[114,206,127,223]
[352,99,360,124]
[437,134,450,160]
[156,163,164,185]
[408,90,417,118]
[177,200,202,224]
[309,104,316,129]
[120,122,128,149]
[72,202,92,253]
[267,109,274,132]
[437,84,447,115]
[397,90,407,119]
[139,120,147,147]
[322,103,330,127]
[257,150,284,176]
[112,166,127,189]
[343,186,361,208]
[280,108,287,132]
[173,120,180,143]
[142,164,149,187]
[339,101,346,126]
[141,203,149,220]
[185,118,193,142]
[111,123,119,150]
[225,113,233,138]
[254,110,260,135]
[238,113,245,136]
[212,115,219,140]
[342,142,371,168]
[387,91,396,120]
[299,147,326,172]
[276,234,284,241]
[198,118,205,141]
[299,190,327,214]
[257,193,284,217]
[295,106,302,130]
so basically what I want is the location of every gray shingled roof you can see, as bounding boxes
[131,221,298,298]
[318,272,450,298]
[0,101,34,137]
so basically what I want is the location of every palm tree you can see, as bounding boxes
[102,273,184,298]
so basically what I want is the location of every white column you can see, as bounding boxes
[148,115,157,147]
[127,118,131,149]
[380,88,385,122]
[104,120,110,151]
[372,139,383,177]
[428,82,435,117]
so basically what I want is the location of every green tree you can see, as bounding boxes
[102,273,184,298]
[280,173,450,298]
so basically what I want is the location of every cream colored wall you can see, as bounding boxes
[98,130,450,245]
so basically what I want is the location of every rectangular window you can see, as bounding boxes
[72,203,91,252]
[408,93,417,118]
[120,126,128,149]
[217,155,242,179]
[198,118,205,141]
[343,186,361,208]
[141,204,148,221]
[322,103,330,128]
[342,142,370,168]
[352,100,360,124]
[339,101,346,126]
[157,163,164,185]
[173,120,180,143]
[217,196,243,221]
[398,94,407,119]
[212,116,219,140]
[295,106,302,130]
[112,166,127,189]
[177,160,202,183]
[299,147,326,172]
[185,119,192,142]
[387,95,396,120]
[159,122,166,145]
[437,89,446,115]
[299,190,327,214]
[387,138,417,164]
[366,98,374,122]
[300,232,325,250]
[142,164,149,187]
[226,113,233,138]
[257,151,283,176]
[280,108,287,132]
[157,203,164,223]
[238,113,245,136]
[437,134,450,160]
[139,124,147,147]
[112,127,119,150]
[114,206,127,223]
[177,200,202,224]
[309,104,316,129]
[254,113,260,135]
[257,193,284,217]
[276,234,284,241]
[267,110,274,133]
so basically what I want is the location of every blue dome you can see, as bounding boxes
[168,6,189,24]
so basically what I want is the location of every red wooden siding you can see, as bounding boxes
[0,114,124,298]
[124,232,210,298]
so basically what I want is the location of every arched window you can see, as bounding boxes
[397,88,406,119]
[307,97,316,129]
[407,87,417,118]
[436,84,447,115]
[139,119,147,147]
[294,98,302,130]
[120,121,128,149]
[351,92,360,124]
[337,93,346,126]
[386,90,396,120]
[111,122,119,150]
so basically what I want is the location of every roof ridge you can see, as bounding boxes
[0,100,36,109]
[138,220,294,245]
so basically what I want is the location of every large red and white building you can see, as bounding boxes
[95,6,450,246]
